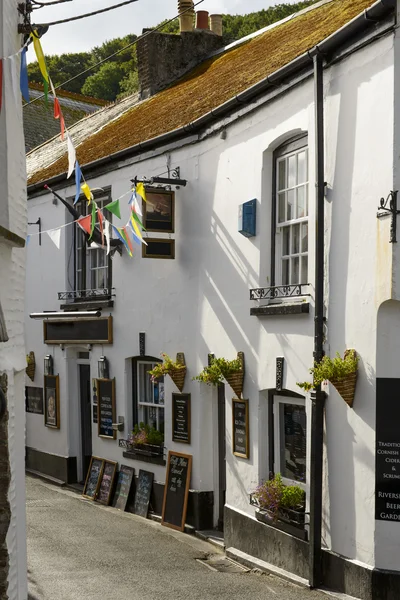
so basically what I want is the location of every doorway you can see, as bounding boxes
[217,383,226,531]
[79,364,92,483]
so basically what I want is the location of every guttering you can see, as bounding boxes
[27,0,395,195]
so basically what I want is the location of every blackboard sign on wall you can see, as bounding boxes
[44,316,113,345]
[97,378,116,439]
[376,378,400,521]
[172,393,191,444]
[25,387,44,414]
[113,465,135,511]
[232,398,249,459]
[97,460,118,506]
[162,452,192,532]
[133,470,154,518]
[83,456,104,500]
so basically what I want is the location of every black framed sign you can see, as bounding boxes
[113,465,135,511]
[96,460,118,506]
[44,316,113,344]
[97,378,116,439]
[44,375,60,429]
[232,398,249,459]
[83,456,104,500]
[133,469,154,518]
[92,378,98,424]
[25,386,43,414]
[162,452,192,532]
[143,188,175,233]
[142,239,175,260]
[172,393,191,444]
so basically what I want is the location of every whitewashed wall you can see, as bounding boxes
[26,32,396,571]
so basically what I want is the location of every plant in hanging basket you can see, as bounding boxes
[148,353,187,392]
[251,474,305,524]
[193,353,244,397]
[26,351,36,382]
[297,349,358,407]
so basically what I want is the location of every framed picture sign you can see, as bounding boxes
[25,386,43,415]
[44,375,60,429]
[232,398,249,459]
[143,188,175,233]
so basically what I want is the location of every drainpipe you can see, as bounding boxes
[308,52,327,589]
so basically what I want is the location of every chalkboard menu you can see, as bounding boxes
[133,470,154,518]
[25,386,43,414]
[97,378,116,439]
[113,465,135,511]
[162,452,192,531]
[97,460,117,505]
[83,456,104,500]
[44,316,113,344]
[375,378,400,521]
[172,393,191,444]
[232,399,249,459]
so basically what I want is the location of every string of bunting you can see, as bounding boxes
[24,30,148,257]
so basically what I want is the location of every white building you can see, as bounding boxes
[25,0,400,597]
[0,1,28,599]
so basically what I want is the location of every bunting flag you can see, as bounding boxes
[31,32,49,104]
[112,225,130,255]
[81,183,93,204]
[47,228,61,249]
[0,59,3,113]
[97,208,104,246]
[77,215,92,235]
[74,161,82,205]
[104,219,111,256]
[20,47,29,103]
[67,133,76,179]
[122,226,134,255]
[136,182,147,202]
[104,199,121,219]
[131,209,146,230]
[26,235,31,247]
[53,98,65,140]
[89,202,97,239]
[128,219,142,246]
[130,214,143,241]
[133,196,142,217]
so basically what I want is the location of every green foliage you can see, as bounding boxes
[130,422,164,446]
[81,62,126,101]
[28,52,92,94]
[193,356,242,386]
[148,353,185,381]
[117,71,139,99]
[297,350,359,392]
[254,474,305,520]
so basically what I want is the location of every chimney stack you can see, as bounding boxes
[178,0,194,33]
[195,10,209,30]
[210,14,223,37]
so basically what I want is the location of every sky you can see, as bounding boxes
[28,0,294,60]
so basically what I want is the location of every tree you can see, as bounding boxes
[81,62,126,101]
[118,71,139,99]
[28,52,92,94]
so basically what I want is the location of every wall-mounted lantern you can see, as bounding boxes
[44,355,54,376]
[98,356,109,380]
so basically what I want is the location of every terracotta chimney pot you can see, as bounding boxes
[196,10,209,30]
[210,14,223,37]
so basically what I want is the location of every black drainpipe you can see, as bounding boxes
[308,52,327,589]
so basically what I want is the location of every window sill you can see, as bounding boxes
[61,300,114,311]
[122,450,166,466]
[251,301,309,317]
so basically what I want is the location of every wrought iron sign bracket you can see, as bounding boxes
[28,217,41,245]
[131,166,187,189]
[377,190,400,243]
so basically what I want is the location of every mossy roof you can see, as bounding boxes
[27,0,379,186]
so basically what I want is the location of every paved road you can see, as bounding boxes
[27,477,329,600]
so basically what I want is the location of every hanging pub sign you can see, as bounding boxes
[133,469,154,518]
[83,456,104,500]
[143,188,175,233]
[232,398,249,459]
[25,386,43,414]
[44,375,60,429]
[113,465,135,512]
[162,451,192,532]
[172,393,191,444]
[96,460,118,506]
[97,378,116,439]
[43,316,113,345]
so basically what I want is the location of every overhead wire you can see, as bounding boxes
[31,0,74,8]
[33,0,140,25]
[23,0,205,108]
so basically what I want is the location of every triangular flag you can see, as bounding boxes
[31,32,49,104]
[47,228,61,249]
[128,220,142,246]
[0,59,3,113]
[131,209,146,230]
[26,234,31,247]
[54,97,61,119]
[133,196,142,217]
[104,219,111,256]
[120,228,132,257]
[81,183,93,204]
[74,161,82,205]
[97,208,104,246]
[130,214,143,240]
[136,182,147,202]
[122,226,134,255]
[20,47,29,103]
[113,226,131,256]
[104,199,121,219]
[49,78,56,97]
[129,216,147,246]
[67,133,76,179]
[89,202,97,239]
[77,215,92,235]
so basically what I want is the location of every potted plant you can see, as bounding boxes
[193,352,245,398]
[297,349,358,407]
[250,474,306,537]
[148,352,186,392]
[128,422,164,457]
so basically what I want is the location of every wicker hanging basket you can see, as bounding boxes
[169,353,186,393]
[224,352,245,399]
[26,352,36,382]
[329,350,358,408]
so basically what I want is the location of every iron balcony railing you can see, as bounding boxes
[250,283,310,301]
[58,288,115,302]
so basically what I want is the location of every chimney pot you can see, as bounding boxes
[196,10,209,30]
[210,14,223,37]
[178,0,194,33]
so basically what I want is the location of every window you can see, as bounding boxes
[273,137,309,287]
[74,195,112,293]
[274,396,306,488]
[135,360,165,433]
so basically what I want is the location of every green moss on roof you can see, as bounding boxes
[28,0,380,186]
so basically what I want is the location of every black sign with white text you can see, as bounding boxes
[375,378,400,521]
[172,394,191,444]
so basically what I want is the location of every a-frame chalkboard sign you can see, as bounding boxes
[161,451,192,532]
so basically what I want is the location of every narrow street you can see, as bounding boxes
[26,476,328,600]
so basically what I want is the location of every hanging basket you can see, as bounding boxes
[168,353,186,392]
[330,371,357,408]
[26,352,36,382]
[224,352,245,398]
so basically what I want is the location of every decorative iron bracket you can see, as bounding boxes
[131,166,187,189]
[28,217,41,245]
[377,190,400,243]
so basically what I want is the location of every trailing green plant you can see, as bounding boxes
[129,422,164,447]
[148,353,185,382]
[253,474,305,521]
[193,356,242,386]
[297,350,358,392]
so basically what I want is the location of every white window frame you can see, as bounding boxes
[273,395,307,491]
[136,360,165,432]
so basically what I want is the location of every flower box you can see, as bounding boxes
[250,492,308,541]
[127,442,164,458]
